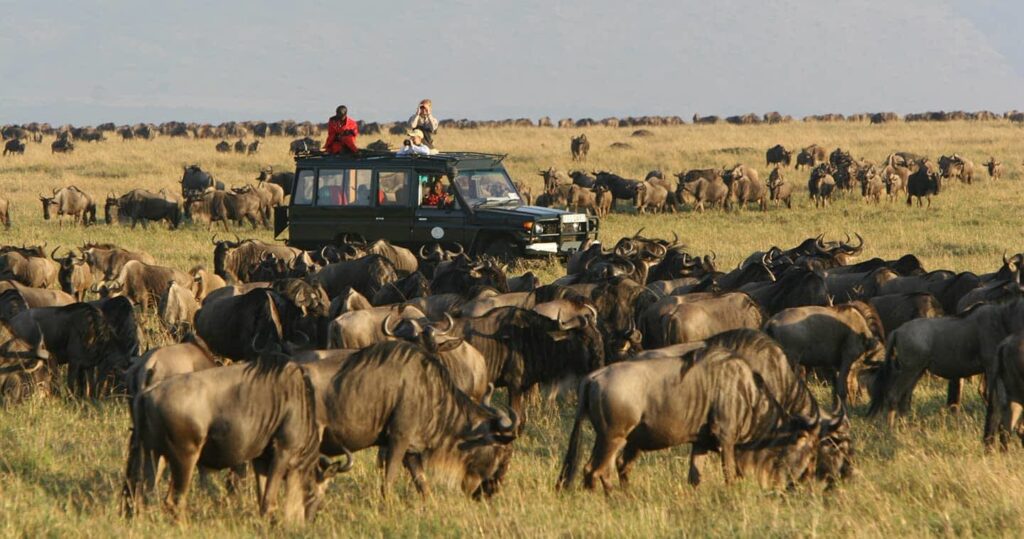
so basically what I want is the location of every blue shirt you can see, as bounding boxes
[397,142,431,156]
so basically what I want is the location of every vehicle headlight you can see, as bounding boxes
[533,222,544,234]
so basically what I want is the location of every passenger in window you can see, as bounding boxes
[323,105,359,154]
[408,99,438,148]
[421,179,453,208]
[397,129,431,156]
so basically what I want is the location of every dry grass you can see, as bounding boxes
[1,121,1023,537]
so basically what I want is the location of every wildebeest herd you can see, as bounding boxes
[2,229,1024,524]
[531,144,1003,214]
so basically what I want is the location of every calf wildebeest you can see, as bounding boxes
[571,134,589,161]
[557,348,829,493]
[40,186,97,226]
[766,144,792,167]
[304,341,517,499]
[795,144,826,169]
[639,292,764,349]
[808,166,836,208]
[215,140,230,153]
[124,359,347,523]
[938,154,975,184]
[868,299,1024,424]
[764,302,886,403]
[984,157,1003,181]
[3,139,25,156]
[906,159,941,207]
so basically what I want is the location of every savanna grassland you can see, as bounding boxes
[1,120,1023,537]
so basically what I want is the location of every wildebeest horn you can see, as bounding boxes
[418,244,429,259]
[670,231,679,246]
[50,246,62,261]
[89,282,102,293]
[583,304,598,323]
[436,313,455,335]
[233,234,241,245]
[452,242,465,256]
[211,234,219,245]
[381,312,397,337]
[1003,252,1011,266]
[632,227,646,240]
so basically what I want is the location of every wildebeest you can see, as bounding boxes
[725,165,768,211]
[102,260,194,311]
[51,138,74,154]
[984,157,1003,181]
[247,140,261,155]
[159,280,201,338]
[212,237,310,284]
[40,186,97,226]
[80,243,156,280]
[303,341,517,499]
[3,139,25,156]
[195,288,299,361]
[766,144,792,167]
[571,134,589,161]
[0,280,74,309]
[557,348,829,492]
[289,137,320,155]
[795,144,826,169]
[180,164,223,198]
[676,173,729,212]
[808,166,836,208]
[868,299,1024,423]
[767,167,793,208]
[639,292,764,349]
[215,140,230,153]
[906,159,941,207]
[859,166,885,203]
[0,247,60,288]
[985,330,1024,450]
[124,359,346,523]
[868,292,944,336]
[0,339,51,406]
[0,196,9,229]
[51,247,94,301]
[257,166,295,197]
[938,154,975,184]
[764,302,886,403]
[313,254,399,299]
[107,189,181,229]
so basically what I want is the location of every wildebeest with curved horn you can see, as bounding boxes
[40,186,96,227]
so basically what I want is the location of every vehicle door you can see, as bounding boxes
[411,173,466,245]
[302,167,377,245]
[372,168,414,244]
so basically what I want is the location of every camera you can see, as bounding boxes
[404,139,411,146]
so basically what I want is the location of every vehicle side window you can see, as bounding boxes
[317,169,347,206]
[293,169,315,205]
[316,169,373,206]
[379,171,410,207]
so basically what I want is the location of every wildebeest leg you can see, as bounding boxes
[382,439,411,499]
[260,452,291,517]
[510,390,527,432]
[984,380,1004,451]
[224,464,248,495]
[1009,401,1024,450]
[403,452,431,496]
[164,450,200,519]
[688,445,709,486]
[281,469,305,524]
[946,378,962,411]
[588,433,626,494]
[719,440,737,484]
[616,441,640,488]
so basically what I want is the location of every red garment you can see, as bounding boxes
[323,116,359,154]
[422,192,446,206]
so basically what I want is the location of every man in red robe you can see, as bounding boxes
[323,105,359,154]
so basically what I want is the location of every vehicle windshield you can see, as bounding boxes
[452,169,521,208]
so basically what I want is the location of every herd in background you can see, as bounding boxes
[528,142,1007,215]
[1,227,1024,522]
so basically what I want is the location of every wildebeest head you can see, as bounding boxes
[815,400,854,487]
[211,234,243,278]
[39,195,57,220]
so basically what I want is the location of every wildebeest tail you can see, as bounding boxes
[556,378,590,490]
[121,393,147,517]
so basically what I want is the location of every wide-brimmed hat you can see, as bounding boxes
[406,129,424,139]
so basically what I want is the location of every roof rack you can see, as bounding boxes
[294,150,506,164]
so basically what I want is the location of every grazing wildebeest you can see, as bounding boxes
[51,138,74,154]
[676,174,729,212]
[0,339,51,405]
[766,144,792,167]
[101,260,194,311]
[556,348,831,493]
[80,243,156,280]
[764,302,886,403]
[938,154,975,184]
[571,134,589,161]
[808,166,836,208]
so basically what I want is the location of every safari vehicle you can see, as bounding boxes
[274,151,599,258]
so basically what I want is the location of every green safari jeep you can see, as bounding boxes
[274,151,599,258]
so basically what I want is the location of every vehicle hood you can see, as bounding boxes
[474,205,574,220]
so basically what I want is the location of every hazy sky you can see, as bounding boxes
[1,0,1021,124]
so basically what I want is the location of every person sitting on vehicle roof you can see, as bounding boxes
[397,129,431,156]
[323,105,359,154]
[408,99,439,149]
[421,179,453,208]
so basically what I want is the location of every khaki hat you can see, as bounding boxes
[406,129,424,139]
